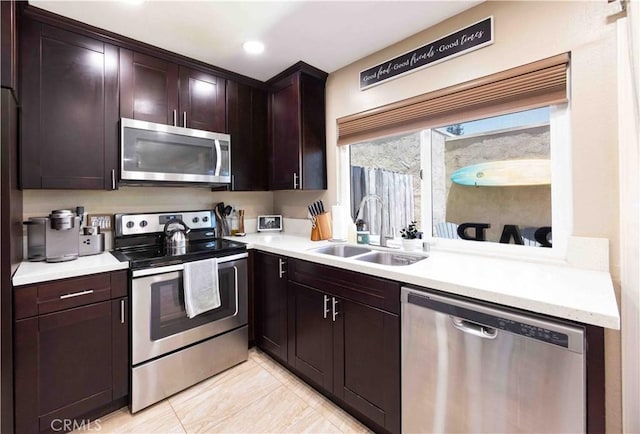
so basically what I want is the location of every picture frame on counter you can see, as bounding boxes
[257,215,283,232]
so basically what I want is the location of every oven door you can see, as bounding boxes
[120,117,230,184]
[131,253,247,365]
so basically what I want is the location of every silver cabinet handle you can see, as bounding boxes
[120,299,126,324]
[231,175,235,191]
[111,169,116,190]
[323,295,330,319]
[60,289,94,300]
[332,297,339,322]
[172,109,177,126]
[451,317,497,339]
[293,172,299,189]
[183,111,187,127]
[278,258,286,278]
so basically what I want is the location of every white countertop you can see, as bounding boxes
[12,252,128,286]
[234,233,620,329]
[12,233,620,329]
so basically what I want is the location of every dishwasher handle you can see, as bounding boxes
[451,316,498,339]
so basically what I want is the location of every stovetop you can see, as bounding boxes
[111,209,246,270]
[111,238,247,270]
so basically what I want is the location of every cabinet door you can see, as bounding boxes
[20,20,119,189]
[120,49,179,125]
[179,67,226,132]
[300,73,327,190]
[287,281,333,391]
[227,81,268,191]
[255,252,288,363]
[333,299,400,433]
[269,74,301,190]
[14,301,114,433]
[1,0,18,93]
[112,297,128,400]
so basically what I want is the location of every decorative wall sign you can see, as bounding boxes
[360,17,494,90]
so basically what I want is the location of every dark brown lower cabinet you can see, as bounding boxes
[333,299,400,432]
[287,282,333,391]
[254,251,288,363]
[14,271,128,434]
[286,259,401,434]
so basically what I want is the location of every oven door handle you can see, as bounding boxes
[232,265,239,317]
[131,252,248,277]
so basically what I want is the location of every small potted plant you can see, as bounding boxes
[400,221,423,251]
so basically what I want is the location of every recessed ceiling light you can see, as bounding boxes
[243,41,265,55]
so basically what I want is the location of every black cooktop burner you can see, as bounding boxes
[111,238,247,270]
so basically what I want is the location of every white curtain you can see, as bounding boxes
[352,166,414,236]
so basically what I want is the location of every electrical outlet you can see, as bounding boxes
[87,214,113,231]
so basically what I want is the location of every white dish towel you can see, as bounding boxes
[183,257,221,319]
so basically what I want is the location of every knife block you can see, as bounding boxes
[311,212,332,241]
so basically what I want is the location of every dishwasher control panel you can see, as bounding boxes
[405,290,584,352]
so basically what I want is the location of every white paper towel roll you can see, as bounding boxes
[331,205,348,241]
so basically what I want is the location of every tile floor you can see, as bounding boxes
[78,347,373,433]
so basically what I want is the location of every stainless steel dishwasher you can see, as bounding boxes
[401,286,586,433]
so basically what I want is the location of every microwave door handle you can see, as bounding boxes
[214,139,222,176]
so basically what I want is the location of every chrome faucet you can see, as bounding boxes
[355,194,394,248]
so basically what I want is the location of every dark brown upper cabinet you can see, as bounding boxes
[227,80,268,191]
[267,62,327,190]
[180,67,226,133]
[119,49,178,126]
[1,0,19,94]
[19,18,119,190]
[120,49,226,133]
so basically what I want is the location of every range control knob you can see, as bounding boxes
[126,221,135,229]
[202,216,209,223]
[192,217,199,224]
[139,220,148,227]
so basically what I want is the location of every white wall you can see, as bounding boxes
[619,1,640,432]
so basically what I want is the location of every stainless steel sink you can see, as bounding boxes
[311,245,372,257]
[355,251,427,266]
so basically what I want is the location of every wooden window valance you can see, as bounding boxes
[337,53,569,145]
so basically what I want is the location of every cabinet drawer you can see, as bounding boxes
[15,273,112,319]
[288,259,400,314]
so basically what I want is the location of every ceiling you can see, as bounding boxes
[29,1,482,82]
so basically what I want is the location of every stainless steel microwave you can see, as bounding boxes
[120,118,231,185]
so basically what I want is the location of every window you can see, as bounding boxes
[346,106,565,249]
[338,54,572,256]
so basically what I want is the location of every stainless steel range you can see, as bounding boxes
[111,210,248,413]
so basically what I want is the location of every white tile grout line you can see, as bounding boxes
[165,399,188,434]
